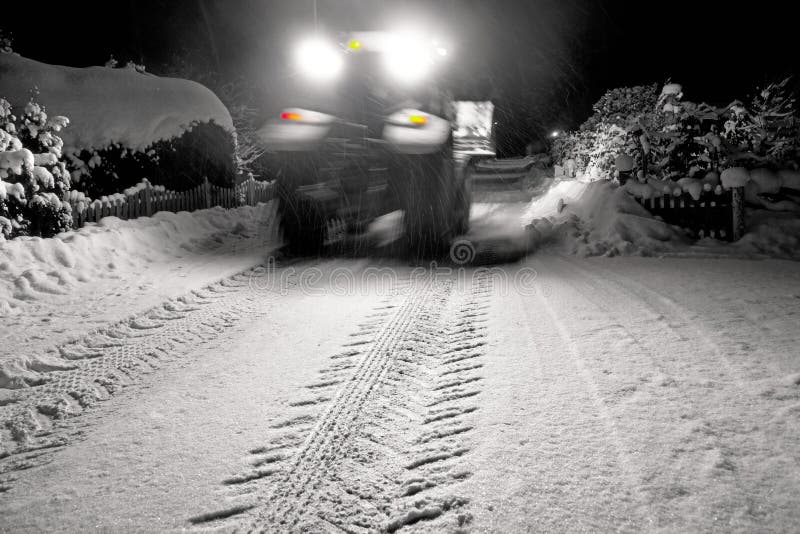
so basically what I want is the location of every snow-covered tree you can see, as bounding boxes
[552,84,660,178]
[0,97,73,239]
[553,78,799,182]
[720,78,798,169]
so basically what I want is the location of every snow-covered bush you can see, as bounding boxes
[551,129,594,174]
[0,53,238,199]
[0,98,72,239]
[555,79,800,183]
[719,78,799,169]
[59,55,237,196]
[67,121,236,198]
[158,50,266,178]
[583,84,660,131]
[649,90,721,179]
[0,31,12,54]
[551,84,659,179]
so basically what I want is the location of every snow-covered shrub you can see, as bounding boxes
[649,95,721,179]
[555,79,800,184]
[551,84,659,178]
[584,122,632,179]
[719,78,799,169]
[159,50,266,178]
[648,79,799,179]
[0,31,12,54]
[0,98,72,239]
[582,84,660,131]
[551,129,595,174]
[0,53,237,199]
[58,54,237,196]
[67,120,236,198]
[215,79,267,177]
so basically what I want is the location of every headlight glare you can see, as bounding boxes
[295,39,343,80]
[383,33,434,84]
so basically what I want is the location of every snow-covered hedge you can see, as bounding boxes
[0,52,237,197]
[65,121,237,197]
[553,79,800,184]
[0,98,73,239]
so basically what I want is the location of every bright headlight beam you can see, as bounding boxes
[295,38,343,80]
[383,33,434,84]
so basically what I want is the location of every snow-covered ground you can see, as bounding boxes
[0,253,798,533]
[0,202,279,390]
[0,187,799,532]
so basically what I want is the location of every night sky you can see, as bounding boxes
[3,0,798,155]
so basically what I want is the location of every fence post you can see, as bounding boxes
[144,184,152,216]
[731,186,745,241]
[248,178,255,206]
[203,177,211,209]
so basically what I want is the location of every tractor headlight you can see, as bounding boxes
[295,38,343,81]
[383,33,437,84]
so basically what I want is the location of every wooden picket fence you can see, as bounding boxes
[66,177,275,230]
[635,187,745,241]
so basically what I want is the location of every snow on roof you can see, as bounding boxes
[0,53,234,153]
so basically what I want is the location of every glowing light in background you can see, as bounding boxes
[295,38,342,80]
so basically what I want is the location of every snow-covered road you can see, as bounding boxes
[1,251,799,533]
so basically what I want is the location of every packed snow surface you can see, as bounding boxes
[0,202,278,388]
[0,255,798,533]
[0,174,799,531]
[0,53,233,152]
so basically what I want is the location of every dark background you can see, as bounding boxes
[3,0,798,156]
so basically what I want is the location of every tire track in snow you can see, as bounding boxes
[192,271,493,533]
[0,263,303,487]
[587,257,800,385]
[523,265,649,530]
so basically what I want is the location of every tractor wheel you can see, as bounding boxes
[398,143,461,257]
[452,172,471,236]
[277,179,326,255]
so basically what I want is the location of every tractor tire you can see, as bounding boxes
[277,179,327,255]
[396,142,465,257]
[452,172,471,236]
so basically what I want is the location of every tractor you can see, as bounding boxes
[259,30,492,256]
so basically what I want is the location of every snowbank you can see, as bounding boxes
[0,53,233,152]
[522,180,689,256]
[0,203,278,389]
[734,210,800,258]
[522,179,800,259]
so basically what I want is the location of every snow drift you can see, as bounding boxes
[523,178,800,259]
[523,180,689,256]
[0,52,233,153]
[0,202,278,389]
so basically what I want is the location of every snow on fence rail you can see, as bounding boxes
[65,177,275,229]
[634,187,745,241]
